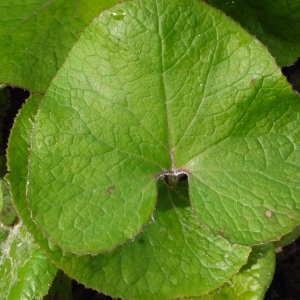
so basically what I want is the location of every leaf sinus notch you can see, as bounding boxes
[156,168,190,187]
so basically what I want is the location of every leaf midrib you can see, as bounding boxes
[154,0,176,171]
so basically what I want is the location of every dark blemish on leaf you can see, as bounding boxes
[287,114,291,118]
[108,186,114,194]
[219,228,225,234]
[265,210,273,218]
[138,238,145,244]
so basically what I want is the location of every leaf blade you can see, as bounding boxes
[0,224,57,300]
[0,0,123,92]
[7,77,250,300]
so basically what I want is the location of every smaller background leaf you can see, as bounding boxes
[0,223,57,300]
[0,224,9,257]
[0,0,123,93]
[205,0,300,66]
[185,244,276,300]
[0,179,17,226]
[274,224,300,248]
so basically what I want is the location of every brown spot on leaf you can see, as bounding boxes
[108,187,114,194]
[219,228,225,234]
[265,210,273,218]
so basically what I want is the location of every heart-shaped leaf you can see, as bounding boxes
[7,94,250,299]
[25,0,300,254]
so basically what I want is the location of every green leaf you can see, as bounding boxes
[5,0,300,298]
[24,0,300,254]
[7,89,250,299]
[65,181,250,300]
[185,244,275,300]
[274,223,300,248]
[0,224,9,257]
[205,0,300,66]
[0,223,57,300]
[0,179,17,226]
[6,94,42,223]
[0,0,123,93]
[6,94,44,240]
